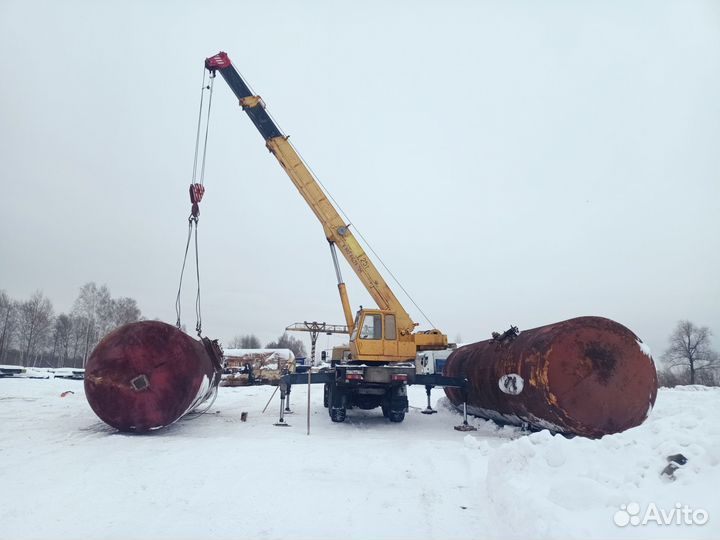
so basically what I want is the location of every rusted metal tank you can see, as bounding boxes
[84,321,223,432]
[444,316,658,438]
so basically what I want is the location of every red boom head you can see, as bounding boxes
[205,52,231,71]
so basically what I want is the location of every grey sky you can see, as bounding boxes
[1,0,718,357]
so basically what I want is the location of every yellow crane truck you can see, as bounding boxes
[205,52,468,424]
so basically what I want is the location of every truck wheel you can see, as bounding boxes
[388,410,405,423]
[381,403,389,418]
[329,407,346,423]
[323,384,329,408]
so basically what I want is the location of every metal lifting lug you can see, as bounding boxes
[239,95,266,110]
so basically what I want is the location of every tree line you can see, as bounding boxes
[2,287,714,386]
[227,332,307,358]
[0,283,142,369]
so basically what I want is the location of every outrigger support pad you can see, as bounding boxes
[274,382,291,427]
[454,390,476,432]
[421,384,437,415]
[284,384,293,414]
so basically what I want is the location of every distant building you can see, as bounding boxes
[221,348,296,386]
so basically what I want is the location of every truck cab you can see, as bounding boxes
[349,309,416,363]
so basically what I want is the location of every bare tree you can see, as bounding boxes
[17,291,54,366]
[111,297,142,327]
[96,287,115,339]
[266,332,307,357]
[657,368,685,388]
[0,291,18,363]
[53,314,73,367]
[695,361,720,386]
[662,320,719,385]
[228,334,261,349]
[72,282,111,366]
[69,314,88,367]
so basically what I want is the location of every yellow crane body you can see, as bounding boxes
[207,52,448,363]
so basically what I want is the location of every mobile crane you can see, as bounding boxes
[205,52,468,424]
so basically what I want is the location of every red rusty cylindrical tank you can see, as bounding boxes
[444,316,658,438]
[84,321,223,432]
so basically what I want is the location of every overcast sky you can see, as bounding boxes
[1,0,718,357]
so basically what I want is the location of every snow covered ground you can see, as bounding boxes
[1,378,717,539]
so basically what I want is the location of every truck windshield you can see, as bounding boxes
[360,314,382,340]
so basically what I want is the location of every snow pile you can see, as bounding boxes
[481,387,719,539]
[0,380,717,539]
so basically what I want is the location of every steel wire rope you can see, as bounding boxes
[175,220,194,329]
[193,221,202,335]
[185,384,219,419]
[192,73,214,335]
[199,74,215,184]
[176,68,213,335]
[191,69,207,183]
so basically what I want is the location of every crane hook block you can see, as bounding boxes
[189,183,205,219]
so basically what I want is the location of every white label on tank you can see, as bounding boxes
[499,373,524,395]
